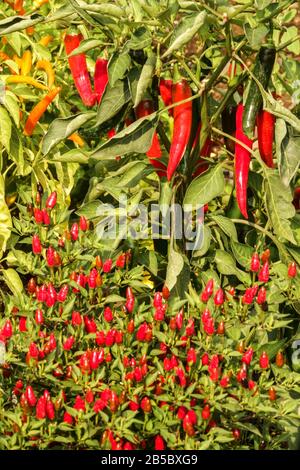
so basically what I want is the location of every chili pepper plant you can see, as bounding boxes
[1,0,300,450]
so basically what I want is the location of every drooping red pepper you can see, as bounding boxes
[167,79,192,181]
[64,33,96,107]
[257,110,275,168]
[94,58,108,104]
[235,103,253,219]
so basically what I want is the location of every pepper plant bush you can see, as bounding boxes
[1,0,300,450]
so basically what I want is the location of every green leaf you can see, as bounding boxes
[244,23,269,49]
[257,339,286,359]
[123,27,152,52]
[68,39,103,57]
[254,0,273,9]
[165,246,190,296]
[276,119,300,187]
[53,149,89,164]
[134,53,156,108]
[183,164,225,206]
[10,124,26,176]
[3,92,20,127]
[108,53,131,87]
[1,268,23,298]
[96,79,131,127]
[211,215,237,241]
[192,225,211,258]
[42,112,96,155]
[116,162,148,188]
[215,249,250,284]
[0,106,12,153]
[90,114,158,160]
[0,175,12,257]
[79,2,125,18]
[162,11,207,57]
[263,169,296,244]
[231,240,254,268]
[0,14,43,35]
[264,94,300,133]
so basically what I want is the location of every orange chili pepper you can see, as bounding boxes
[14,0,25,15]
[26,27,35,36]
[6,75,49,90]
[20,50,32,76]
[24,86,61,136]
[39,35,53,47]
[68,133,85,147]
[36,60,55,89]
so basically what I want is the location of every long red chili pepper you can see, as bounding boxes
[235,103,253,219]
[135,101,161,158]
[94,58,108,104]
[24,87,61,136]
[64,33,96,107]
[256,110,275,168]
[167,79,192,181]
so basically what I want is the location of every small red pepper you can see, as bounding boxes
[167,79,192,180]
[94,58,108,103]
[235,103,253,219]
[46,191,57,209]
[257,110,275,168]
[64,33,96,107]
[32,234,42,254]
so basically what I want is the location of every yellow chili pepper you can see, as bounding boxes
[36,59,55,89]
[20,50,32,76]
[24,86,61,136]
[39,35,53,47]
[34,0,49,7]
[68,133,85,147]
[6,75,49,91]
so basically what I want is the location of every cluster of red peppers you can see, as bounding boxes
[64,32,108,107]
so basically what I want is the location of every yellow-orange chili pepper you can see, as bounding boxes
[39,35,53,47]
[26,27,35,36]
[12,54,22,72]
[68,133,85,147]
[36,59,55,89]
[24,86,61,136]
[6,75,49,91]
[20,50,32,76]
[34,0,49,7]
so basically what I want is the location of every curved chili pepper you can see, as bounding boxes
[256,110,275,168]
[14,0,25,14]
[24,86,61,136]
[64,33,96,107]
[36,59,55,89]
[94,58,108,103]
[235,103,253,219]
[6,75,48,90]
[167,79,192,181]
[135,100,161,158]
[20,50,32,76]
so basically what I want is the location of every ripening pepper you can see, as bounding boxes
[288,261,297,278]
[32,234,42,254]
[46,191,57,209]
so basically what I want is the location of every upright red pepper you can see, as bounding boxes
[235,103,253,219]
[159,78,173,115]
[94,58,108,103]
[167,79,192,181]
[64,33,96,107]
[257,110,275,168]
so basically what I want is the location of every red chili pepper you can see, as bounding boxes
[46,191,57,209]
[258,261,269,283]
[35,309,44,325]
[288,261,297,278]
[94,58,108,103]
[135,100,164,173]
[257,110,275,168]
[259,351,269,369]
[79,215,88,231]
[64,33,96,107]
[159,78,173,114]
[57,285,69,303]
[103,258,112,273]
[235,103,253,219]
[242,347,254,365]
[32,234,42,254]
[63,336,74,351]
[25,385,37,407]
[250,253,260,272]
[70,222,79,241]
[46,399,55,420]
[167,79,192,181]
[214,288,224,306]
[256,286,266,304]
[42,208,51,225]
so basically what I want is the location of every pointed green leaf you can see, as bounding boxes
[184,164,225,206]
[96,79,131,127]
